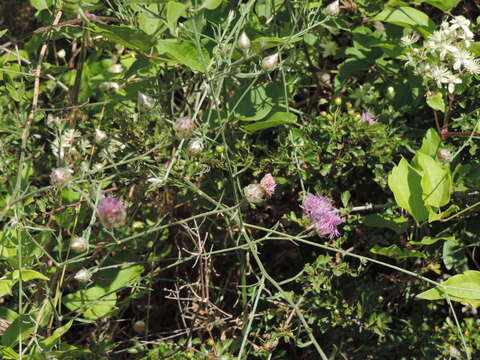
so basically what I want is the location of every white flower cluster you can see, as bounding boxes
[401,16,479,94]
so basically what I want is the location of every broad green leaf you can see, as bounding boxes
[388,158,428,221]
[11,270,48,282]
[241,112,297,132]
[409,235,455,246]
[40,320,73,350]
[157,39,209,73]
[95,263,144,293]
[370,244,426,259]
[362,214,408,234]
[201,0,222,10]
[443,240,467,272]
[372,7,435,34]
[1,315,35,347]
[0,30,8,39]
[166,2,187,35]
[92,24,155,52]
[418,0,461,12]
[417,270,480,307]
[0,308,19,322]
[63,287,117,320]
[426,91,445,112]
[229,83,282,121]
[30,0,51,10]
[417,128,441,159]
[0,280,13,297]
[416,152,451,207]
[428,204,459,222]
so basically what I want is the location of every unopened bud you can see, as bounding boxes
[227,10,236,23]
[70,237,88,253]
[244,184,266,204]
[74,268,92,282]
[187,138,204,156]
[386,86,395,99]
[260,173,276,197]
[51,168,71,187]
[100,81,120,93]
[138,92,155,112]
[97,197,127,228]
[95,128,107,143]
[109,64,123,74]
[438,149,453,162]
[57,49,66,58]
[334,97,342,106]
[238,31,251,50]
[133,320,146,334]
[261,53,279,72]
[173,116,195,140]
[326,0,340,16]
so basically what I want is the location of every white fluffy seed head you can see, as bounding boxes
[438,149,453,163]
[261,53,279,72]
[173,116,195,140]
[51,168,71,187]
[187,138,204,156]
[138,92,155,112]
[244,184,266,204]
[133,320,146,334]
[238,31,251,50]
[74,268,92,282]
[70,237,87,253]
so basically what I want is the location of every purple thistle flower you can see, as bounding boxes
[361,110,377,126]
[97,197,127,228]
[260,173,276,197]
[301,193,343,238]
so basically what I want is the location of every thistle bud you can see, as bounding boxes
[51,168,71,187]
[133,320,146,334]
[438,149,453,163]
[386,86,395,99]
[138,92,155,112]
[260,173,276,197]
[244,184,266,204]
[74,268,92,282]
[173,116,195,140]
[100,81,120,93]
[187,138,204,156]
[70,237,87,253]
[97,197,127,228]
[108,64,123,74]
[238,31,251,50]
[57,49,66,58]
[95,128,107,143]
[261,53,279,72]
[326,0,340,16]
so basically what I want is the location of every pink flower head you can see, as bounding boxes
[260,173,276,197]
[361,110,377,125]
[97,197,127,228]
[301,193,343,238]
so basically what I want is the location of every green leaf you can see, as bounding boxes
[63,287,117,320]
[11,270,49,282]
[426,91,445,112]
[40,320,73,350]
[230,83,282,121]
[362,214,408,234]
[0,280,13,297]
[409,235,455,246]
[372,7,435,34]
[201,0,222,9]
[388,158,428,221]
[30,0,51,10]
[417,270,480,307]
[370,244,426,259]
[1,315,35,347]
[0,30,8,39]
[416,152,451,207]
[157,39,209,73]
[92,23,155,52]
[166,2,187,35]
[419,0,461,12]
[0,346,19,359]
[95,263,144,293]
[417,128,441,159]
[443,240,467,272]
[241,112,297,132]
